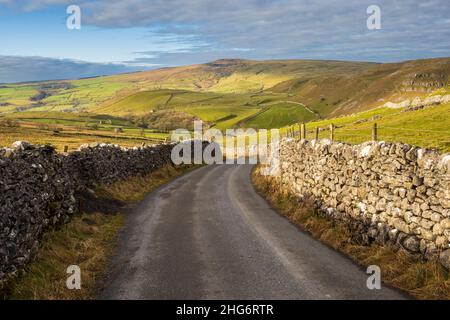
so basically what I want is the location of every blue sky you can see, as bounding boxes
[0,0,449,83]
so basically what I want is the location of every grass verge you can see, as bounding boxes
[6,213,123,300]
[251,167,450,300]
[5,163,199,300]
[96,164,199,202]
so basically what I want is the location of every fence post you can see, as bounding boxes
[301,123,306,140]
[330,123,334,141]
[315,127,319,140]
[372,123,378,141]
[63,145,68,153]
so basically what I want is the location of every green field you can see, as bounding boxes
[0,58,449,151]
[1,95,449,153]
[0,78,134,113]
[281,103,450,152]
[0,111,169,151]
[91,89,297,129]
[244,102,319,128]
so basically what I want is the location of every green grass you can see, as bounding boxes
[94,89,305,129]
[0,79,134,113]
[282,103,450,152]
[93,89,179,115]
[0,111,169,151]
[94,88,327,130]
[180,105,260,129]
[209,60,372,93]
[1,59,449,150]
[429,85,450,96]
[244,102,319,128]
[6,212,124,300]
[45,79,133,111]
[0,58,373,129]
[3,111,128,126]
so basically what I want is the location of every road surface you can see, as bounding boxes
[99,164,406,300]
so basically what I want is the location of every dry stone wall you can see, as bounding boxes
[0,141,177,289]
[275,138,450,269]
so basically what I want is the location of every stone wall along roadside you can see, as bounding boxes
[262,138,450,270]
[0,141,177,290]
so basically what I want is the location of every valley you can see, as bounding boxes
[0,58,449,152]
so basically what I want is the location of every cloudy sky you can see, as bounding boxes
[0,0,449,83]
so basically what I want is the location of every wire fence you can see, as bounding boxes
[282,122,450,152]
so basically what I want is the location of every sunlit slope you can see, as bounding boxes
[244,102,319,129]
[208,60,374,93]
[0,77,135,113]
[93,89,270,128]
[0,59,373,114]
[0,111,169,152]
[1,57,449,131]
[93,86,325,129]
[282,102,450,152]
[271,57,450,117]
[93,90,182,116]
[111,59,373,93]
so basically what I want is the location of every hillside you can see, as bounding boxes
[0,58,449,131]
[272,57,450,117]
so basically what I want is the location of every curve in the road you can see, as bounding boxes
[98,164,407,300]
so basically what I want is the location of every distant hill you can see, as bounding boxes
[270,57,450,117]
[0,57,449,129]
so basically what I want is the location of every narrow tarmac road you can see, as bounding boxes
[99,164,406,300]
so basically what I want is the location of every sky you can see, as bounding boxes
[0,0,449,83]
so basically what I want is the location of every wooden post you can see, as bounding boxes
[372,123,378,141]
[301,123,306,140]
[63,145,68,153]
[330,123,334,141]
[315,127,319,140]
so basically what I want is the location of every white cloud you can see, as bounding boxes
[0,0,449,77]
[72,0,450,63]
